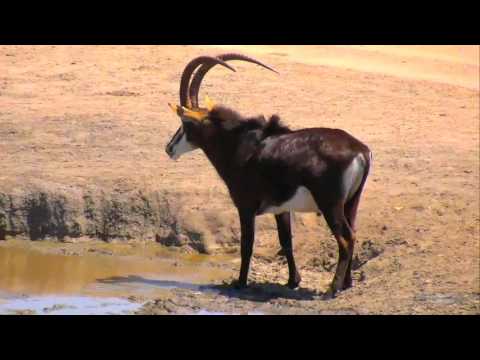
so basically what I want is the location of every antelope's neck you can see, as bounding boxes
[201,142,240,186]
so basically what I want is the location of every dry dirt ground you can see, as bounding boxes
[0,45,479,314]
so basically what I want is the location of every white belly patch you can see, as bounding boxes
[263,186,320,215]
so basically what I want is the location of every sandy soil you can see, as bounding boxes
[0,45,479,314]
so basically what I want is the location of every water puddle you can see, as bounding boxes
[0,295,143,315]
[0,241,235,315]
[0,242,232,294]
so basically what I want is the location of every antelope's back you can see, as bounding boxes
[257,127,370,170]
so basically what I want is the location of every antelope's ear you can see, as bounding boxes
[205,95,216,111]
[168,103,210,124]
[180,107,207,121]
[180,107,210,123]
[168,103,182,116]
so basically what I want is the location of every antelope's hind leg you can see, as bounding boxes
[320,203,356,299]
[342,193,362,290]
[275,212,301,289]
[343,162,369,290]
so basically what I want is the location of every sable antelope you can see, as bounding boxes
[165,54,372,298]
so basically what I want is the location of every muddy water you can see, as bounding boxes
[0,241,235,314]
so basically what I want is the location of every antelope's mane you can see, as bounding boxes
[209,105,291,138]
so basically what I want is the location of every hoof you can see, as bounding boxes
[342,279,353,290]
[322,285,337,300]
[322,291,336,300]
[232,280,248,290]
[286,280,300,289]
[276,248,286,257]
[286,273,302,289]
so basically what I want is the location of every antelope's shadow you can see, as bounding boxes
[97,275,202,291]
[211,281,320,302]
[96,275,320,302]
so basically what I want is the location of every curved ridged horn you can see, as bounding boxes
[179,56,236,107]
[189,53,279,108]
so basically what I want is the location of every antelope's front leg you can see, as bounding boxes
[235,210,256,289]
[275,212,301,289]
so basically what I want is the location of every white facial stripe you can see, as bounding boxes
[168,126,183,147]
[170,126,198,160]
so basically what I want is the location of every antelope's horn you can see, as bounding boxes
[179,56,236,108]
[189,53,278,108]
